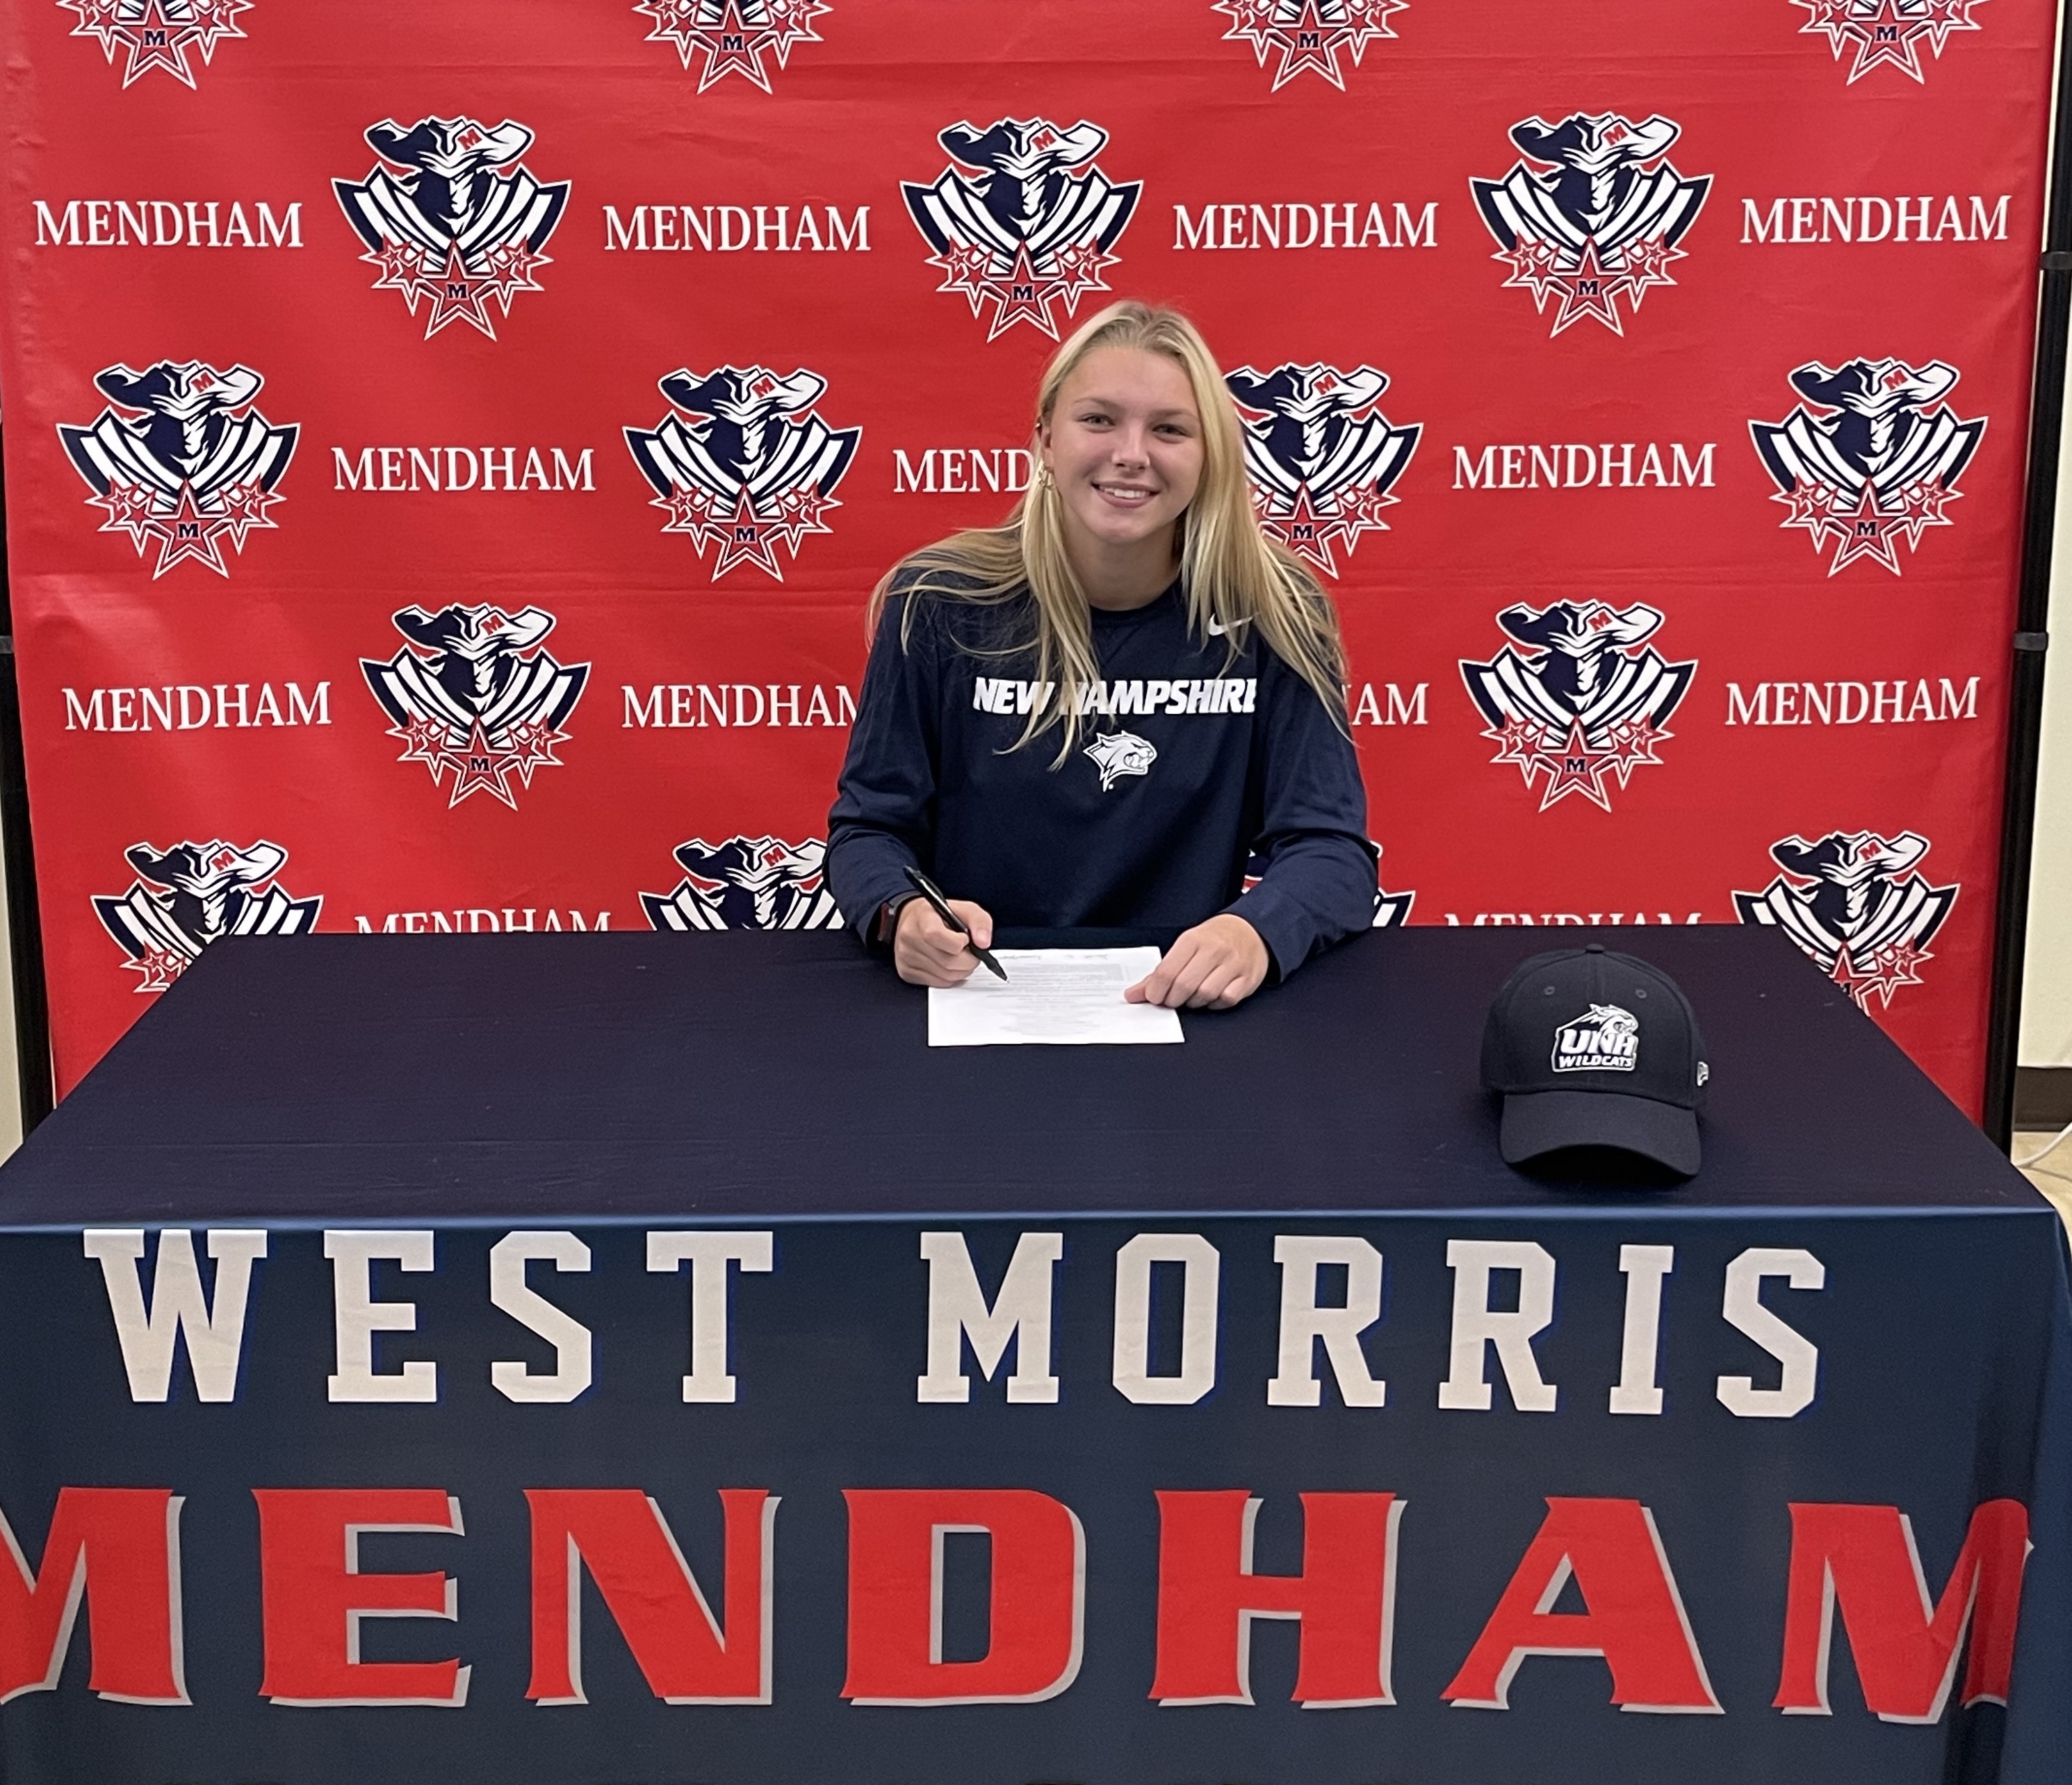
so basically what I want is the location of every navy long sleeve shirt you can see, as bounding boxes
[826,581,1378,977]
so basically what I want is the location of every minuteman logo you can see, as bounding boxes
[1552,1004,1640,1073]
[1471,113,1711,338]
[1749,359,1984,577]
[334,117,569,341]
[60,0,249,88]
[634,0,828,90]
[1227,363,1420,576]
[58,361,296,580]
[361,605,588,810]
[1460,601,1695,813]
[1795,0,1986,84]
[904,117,1141,341]
[1734,829,1958,1009]
[94,839,320,993]
[642,837,845,931]
[1212,0,1407,91]
[626,366,860,582]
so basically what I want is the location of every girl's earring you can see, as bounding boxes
[1035,462,1054,490]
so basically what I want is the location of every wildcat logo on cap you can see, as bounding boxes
[642,837,845,931]
[1553,1003,1640,1073]
[1471,113,1711,338]
[635,0,829,91]
[1749,359,1984,577]
[59,361,297,580]
[94,838,321,993]
[1226,363,1420,576]
[904,117,1141,341]
[334,117,569,341]
[1213,0,1408,91]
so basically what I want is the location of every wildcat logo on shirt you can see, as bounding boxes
[60,0,250,88]
[58,360,297,580]
[1226,363,1421,576]
[1084,729,1157,790]
[1795,0,1986,84]
[904,117,1141,341]
[1552,1003,1639,1072]
[634,0,828,91]
[1734,829,1958,1009]
[334,117,569,341]
[1460,602,1696,813]
[93,838,320,993]
[1471,113,1710,338]
[361,604,588,810]
[1213,0,1406,91]
[1749,359,1984,577]
[642,836,845,931]
[626,364,860,582]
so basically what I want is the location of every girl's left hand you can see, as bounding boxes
[1125,914,1270,1010]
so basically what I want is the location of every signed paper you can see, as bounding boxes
[927,947,1184,1047]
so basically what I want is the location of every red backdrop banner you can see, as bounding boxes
[0,0,2053,1105]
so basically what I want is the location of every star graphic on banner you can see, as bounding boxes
[368,240,430,300]
[482,239,550,309]
[1549,241,1629,336]
[89,479,164,550]
[395,715,450,765]
[1495,234,1564,302]
[1843,0,1935,79]
[147,483,234,578]
[637,0,830,91]
[1214,0,1404,88]
[1487,714,1539,758]
[127,943,190,994]
[421,246,499,339]
[1537,720,1615,811]
[658,485,719,531]
[1893,477,1958,547]
[1823,482,1908,576]
[771,482,838,543]
[1262,487,1341,576]
[1776,477,1839,537]
[211,479,278,549]
[986,244,1069,340]
[710,487,787,580]
[933,242,997,301]
[1333,480,1397,544]
[1598,716,1666,784]
[1862,940,1931,1004]
[115,0,204,84]
[1790,0,1983,84]
[446,722,521,808]
[1620,234,1682,300]
[499,719,566,785]
[1262,3,1355,89]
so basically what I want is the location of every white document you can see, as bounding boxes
[927,947,1185,1047]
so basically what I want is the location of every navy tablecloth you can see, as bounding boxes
[0,927,2062,1785]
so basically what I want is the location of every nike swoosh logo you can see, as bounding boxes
[1206,615,1248,637]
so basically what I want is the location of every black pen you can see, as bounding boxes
[903,865,1008,980]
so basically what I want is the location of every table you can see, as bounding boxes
[0,927,2062,1785]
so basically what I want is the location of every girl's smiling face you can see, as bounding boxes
[1040,345,1205,573]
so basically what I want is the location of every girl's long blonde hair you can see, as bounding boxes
[867,300,1348,758]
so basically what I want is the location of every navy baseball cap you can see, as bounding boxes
[1480,944,1710,1175]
